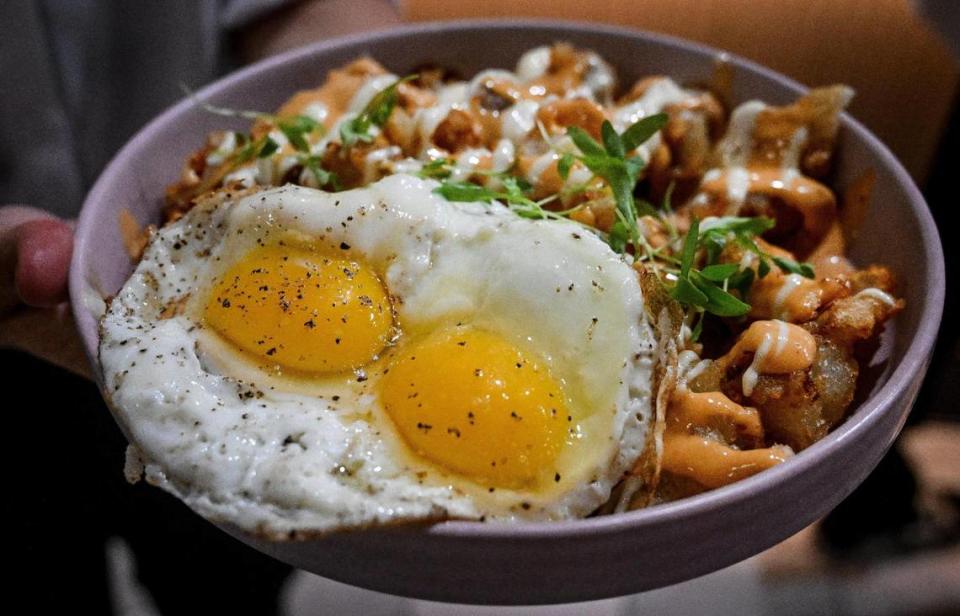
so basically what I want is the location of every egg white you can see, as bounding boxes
[99,175,657,536]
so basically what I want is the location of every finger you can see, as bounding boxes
[0,206,61,313]
[0,303,92,380]
[14,218,74,307]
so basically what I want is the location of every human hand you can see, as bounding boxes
[0,206,91,379]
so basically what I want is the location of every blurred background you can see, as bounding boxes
[2,1,958,614]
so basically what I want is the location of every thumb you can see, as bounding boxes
[0,206,74,313]
[14,218,74,306]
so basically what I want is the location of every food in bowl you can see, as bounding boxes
[100,43,901,536]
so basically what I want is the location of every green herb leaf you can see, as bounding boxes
[557,153,575,180]
[300,154,339,190]
[501,176,535,205]
[679,218,700,278]
[417,158,453,180]
[672,276,708,307]
[620,113,668,152]
[232,134,277,164]
[367,77,413,126]
[182,83,324,157]
[257,137,279,159]
[691,272,751,317]
[634,198,658,219]
[339,120,373,147]
[232,138,258,164]
[434,181,499,203]
[567,126,606,157]
[623,155,646,179]
[670,216,752,317]
[701,216,776,235]
[609,221,630,253]
[278,115,321,153]
[565,115,668,256]
[601,121,625,158]
[728,267,755,298]
[577,153,624,179]
[772,256,816,278]
[757,257,771,278]
[699,263,739,282]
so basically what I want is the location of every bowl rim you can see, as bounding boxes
[71,18,946,541]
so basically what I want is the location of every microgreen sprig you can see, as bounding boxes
[231,133,279,164]
[561,114,669,257]
[433,176,570,221]
[181,83,324,154]
[669,216,816,320]
[300,154,341,190]
[429,114,670,255]
[417,158,454,180]
[181,83,338,187]
[671,218,751,317]
[699,217,815,280]
[340,75,416,147]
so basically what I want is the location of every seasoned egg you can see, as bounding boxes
[203,243,395,374]
[99,174,657,535]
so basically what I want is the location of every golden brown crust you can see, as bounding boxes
[750,85,852,178]
[537,98,607,139]
[617,269,683,510]
[432,108,484,153]
[648,91,726,204]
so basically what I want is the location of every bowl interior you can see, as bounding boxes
[71,21,944,603]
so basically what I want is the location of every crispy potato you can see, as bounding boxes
[536,98,606,139]
[431,108,483,153]
[749,85,853,178]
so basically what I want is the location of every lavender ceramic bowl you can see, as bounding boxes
[71,20,944,605]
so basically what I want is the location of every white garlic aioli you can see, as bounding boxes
[742,320,790,396]
[772,273,807,321]
[856,287,897,306]
[213,46,703,200]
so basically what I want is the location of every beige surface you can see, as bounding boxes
[238,0,402,63]
[902,421,960,526]
[403,0,958,182]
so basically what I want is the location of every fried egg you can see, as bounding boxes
[99,174,657,536]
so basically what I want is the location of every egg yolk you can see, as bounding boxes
[380,327,568,490]
[204,244,392,374]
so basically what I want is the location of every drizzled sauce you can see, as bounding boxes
[856,287,897,306]
[691,97,836,243]
[661,433,791,489]
[748,266,823,322]
[668,389,763,441]
[662,372,793,489]
[718,320,817,396]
